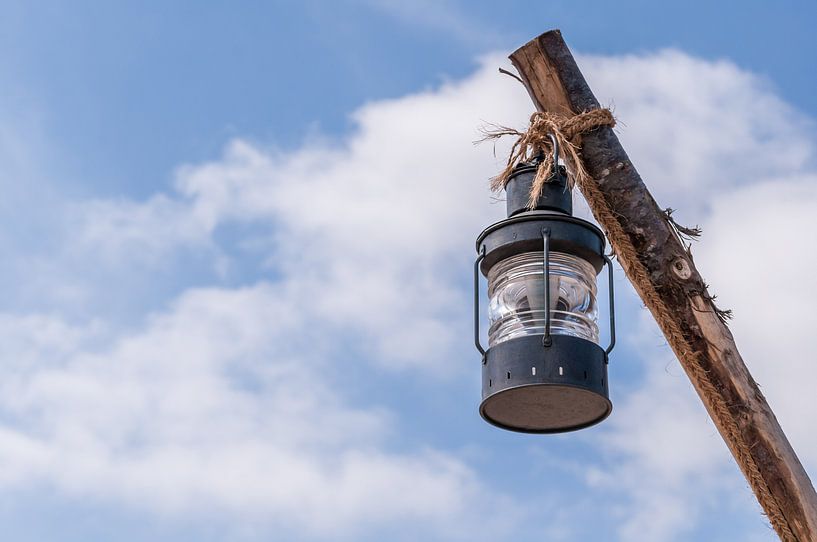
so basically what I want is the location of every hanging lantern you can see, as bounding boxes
[474,135,616,433]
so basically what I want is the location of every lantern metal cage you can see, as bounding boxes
[474,135,616,434]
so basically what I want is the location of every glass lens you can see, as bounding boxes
[487,251,598,346]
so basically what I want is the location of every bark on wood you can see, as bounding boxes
[509,29,817,541]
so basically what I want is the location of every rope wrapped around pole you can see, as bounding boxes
[482,109,615,208]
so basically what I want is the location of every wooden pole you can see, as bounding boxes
[507,29,817,541]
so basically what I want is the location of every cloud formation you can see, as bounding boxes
[0,285,522,539]
[0,48,815,541]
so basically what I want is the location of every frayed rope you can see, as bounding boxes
[480,109,615,209]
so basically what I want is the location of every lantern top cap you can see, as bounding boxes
[475,210,606,274]
[505,161,572,217]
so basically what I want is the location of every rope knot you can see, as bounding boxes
[482,108,615,209]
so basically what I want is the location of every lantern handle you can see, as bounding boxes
[474,245,487,359]
[603,254,616,356]
[542,228,552,347]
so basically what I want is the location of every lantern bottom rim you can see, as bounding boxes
[480,383,611,433]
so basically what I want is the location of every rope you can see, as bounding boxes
[481,109,615,208]
[486,109,798,542]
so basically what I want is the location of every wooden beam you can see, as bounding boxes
[509,29,817,541]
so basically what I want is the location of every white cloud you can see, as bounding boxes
[581,50,814,219]
[76,195,214,264]
[73,58,533,371]
[694,175,817,465]
[0,285,522,539]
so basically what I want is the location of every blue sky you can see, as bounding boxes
[1,1,816,541]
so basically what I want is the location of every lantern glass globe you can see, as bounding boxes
[487,251,598,347]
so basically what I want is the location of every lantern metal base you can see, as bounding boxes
[480,334,611,434]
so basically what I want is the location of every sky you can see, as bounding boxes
[0,1,816,541]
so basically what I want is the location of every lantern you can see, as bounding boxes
[474,135,616,433]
